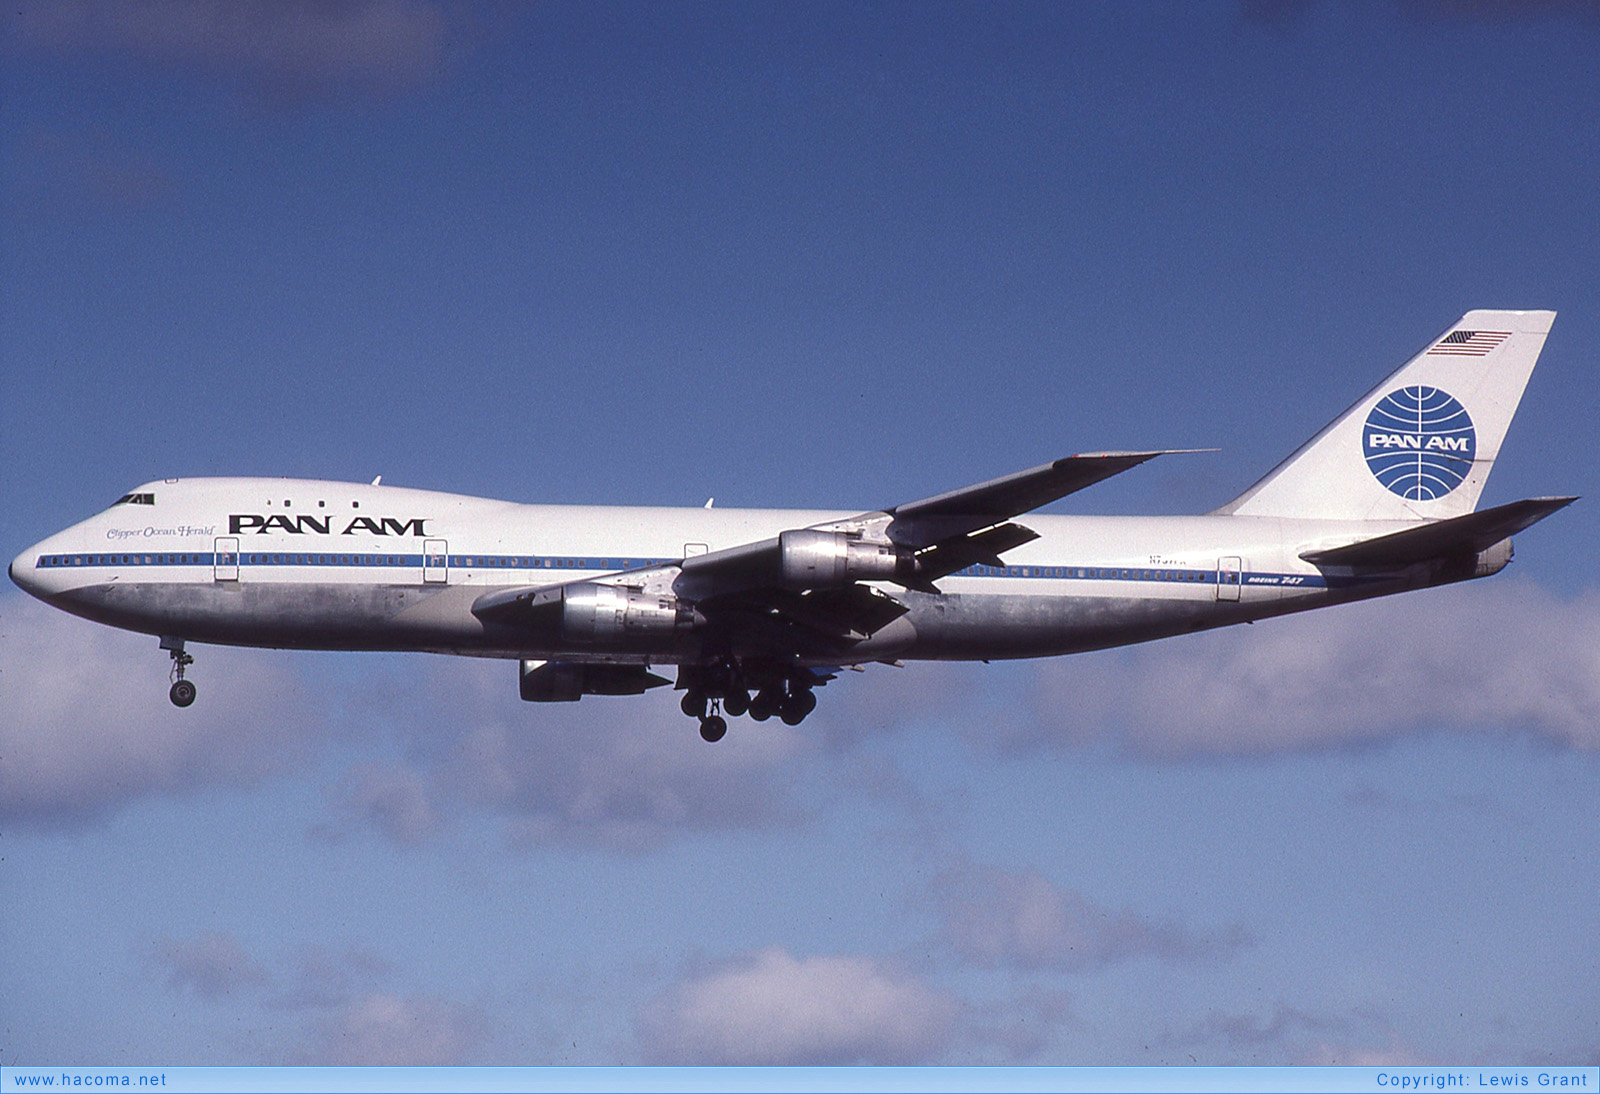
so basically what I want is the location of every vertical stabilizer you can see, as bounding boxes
[1215,310,1555,521]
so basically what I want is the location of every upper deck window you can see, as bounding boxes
[112,493,155,506]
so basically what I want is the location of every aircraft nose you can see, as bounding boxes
[10,543,47,601]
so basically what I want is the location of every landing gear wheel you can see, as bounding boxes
[779,688,816,726]
[681,690,707,719]
[699,714,728,743]
[163,637,195,708]
[723,689,750,717]
[749,688,778,722]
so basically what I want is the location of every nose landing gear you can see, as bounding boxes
[161,636,196,707]
[170,678,196,707]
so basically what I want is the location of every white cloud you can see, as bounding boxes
[806,660,996,749]
[392,657,817,852]
[145,931,482,1063]
[14,572,1592,844]
[332,761,439,844]
[953,987,1078,1062]
[1014,581,1600,756]
[0,591,816,847]
[270,944,393,1012]
[933,863,1249,972]
[1165,1005,1434,1066]
[1291,1036,1432,1066]
[0,595,325,826]
[152,930,269,999]
[304,992,485,1065]
[638,947,958,1065]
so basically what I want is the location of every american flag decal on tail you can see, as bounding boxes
[1426,329,1511,356]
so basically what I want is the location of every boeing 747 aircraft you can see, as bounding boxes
[10,310,1574,742]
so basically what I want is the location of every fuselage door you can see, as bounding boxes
[214,537,240,582]
[1216,556,1243,602]
[424,539,449,584]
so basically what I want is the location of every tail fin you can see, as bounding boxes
[1215,309,1555,521]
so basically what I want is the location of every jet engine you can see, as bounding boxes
[519,659,670,701]
[778,529,905,588]
[557,582,699,645]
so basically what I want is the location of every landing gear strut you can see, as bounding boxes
[162,636,196,707]
[682,688,729,741]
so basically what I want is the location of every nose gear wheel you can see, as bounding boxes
[163,637,196,707]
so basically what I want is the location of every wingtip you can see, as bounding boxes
[1060,448,1218,463]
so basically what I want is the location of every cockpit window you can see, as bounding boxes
[112,493,156,506]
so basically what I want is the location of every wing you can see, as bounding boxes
[473,452,1186,650]
[881,450,1201,547]
[669,450,1189,600]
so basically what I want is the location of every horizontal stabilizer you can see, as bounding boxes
[1300,496,1576,569]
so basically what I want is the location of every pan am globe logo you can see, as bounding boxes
[1363,386,1476,500]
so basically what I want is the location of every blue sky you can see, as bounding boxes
[2,1,1597,1067]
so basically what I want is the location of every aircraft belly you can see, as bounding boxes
[902,591,1267,660]
[43,581,504,652]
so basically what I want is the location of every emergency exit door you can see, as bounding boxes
[424,540,449,583]
[1216,556,1242,602]
[214,537,239,582]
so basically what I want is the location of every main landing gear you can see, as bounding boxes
[679,662,820,742]
[161,636,196,707]
[680,691,730,742]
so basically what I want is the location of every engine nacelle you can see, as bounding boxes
[520,659,584,701]
[519,659,669,701]
[559,583,696,645]
[778,529,904,589]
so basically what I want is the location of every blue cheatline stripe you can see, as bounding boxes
[33,552,678,571]
[951,562,1331,589]
[35,552,1339,589]
[40,552,220,567]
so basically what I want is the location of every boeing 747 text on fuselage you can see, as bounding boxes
[11,311,1574,741]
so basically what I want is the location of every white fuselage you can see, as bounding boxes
[9,476,1478,667]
